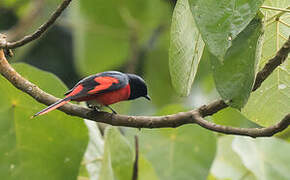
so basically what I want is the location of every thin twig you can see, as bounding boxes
[265,6,290,23]
[5,0,45,41]
[132,135,139,180]
[0,0,72,49]
[195,113,290,138]
[253,36,290,91]
[261,5,290,13]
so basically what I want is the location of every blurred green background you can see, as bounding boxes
[0,0,290,180]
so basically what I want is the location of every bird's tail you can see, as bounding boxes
[32,97,71,118]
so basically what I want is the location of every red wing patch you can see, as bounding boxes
[66,85,83,97]
[87,76,119,94]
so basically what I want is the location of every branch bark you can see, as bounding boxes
[0,35,289,138]
[0,0,72,49]
[253,36,290,91]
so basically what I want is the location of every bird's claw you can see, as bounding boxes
[106,105,117,114]
[86,103,101,112]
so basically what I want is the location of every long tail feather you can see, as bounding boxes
[33,98,71,118]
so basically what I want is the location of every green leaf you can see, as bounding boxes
[139,155,160,180]
[139,126,216,180]
[210,136,256,180]
[82,120,104,180]
[99,127,134,180]
[169,0,204,96]
[135,104,216,180]
[242,0,290,126]
[207,16,264,109]
[213,108,261,128]
[0,63,88,180]
[99,126,160,180]
[232,137,290,179]
[72,0,170,75]
[188,0,264,60]
[207,173,229,180]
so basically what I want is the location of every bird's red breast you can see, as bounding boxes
[72,84,131,105]
[93,84,130,105]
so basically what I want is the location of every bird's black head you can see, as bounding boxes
[126,74,151,101]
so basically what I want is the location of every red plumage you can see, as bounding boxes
[74,84,130,105]
[87,76,119,94]
[33,71,150,117]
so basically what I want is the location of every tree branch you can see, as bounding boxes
[194,113,290,138]
[0,35,289,137]
[253,37,290,91]
[0,0,72,49]
[5,0,45,41]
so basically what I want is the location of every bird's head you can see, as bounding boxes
[126,73,151,101]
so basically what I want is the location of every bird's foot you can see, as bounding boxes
[86,102,101,112]
[106,105,117,114]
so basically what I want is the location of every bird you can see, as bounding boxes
[33,71,150,117]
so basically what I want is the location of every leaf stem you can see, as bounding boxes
[132,135,139,180]
[261,5,290,13]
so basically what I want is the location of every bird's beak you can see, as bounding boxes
[144,95,151,101]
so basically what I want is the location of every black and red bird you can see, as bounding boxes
[33,71,150,117]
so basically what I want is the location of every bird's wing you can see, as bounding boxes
[33,72,128,117]
[65,71,129,99]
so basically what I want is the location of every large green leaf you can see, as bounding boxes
[138,126,216,180]
[0,63,88,180]
[242,0,290,126]
[233,137,290,179]
[169,0,204,96]
[83,120,104,180]
[213,108,260,128]
[210,136,256,180]
[188,0,264,60]
[206,16,263,109]
[99,127,134,180]
[98,127,159,180]
[138,155,160,180]
[72,0,170,75]
[133,104,216,180]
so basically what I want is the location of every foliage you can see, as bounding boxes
[169,0,204,96]
[242,0,290,126]
[126,104,217,180]
[232,137,290,179]
[99,127,159,180]
[0,0,289,179]
[0,64,88,179]
[188,0,264,60]
[207,15,264,108]
[72,0,171,75]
